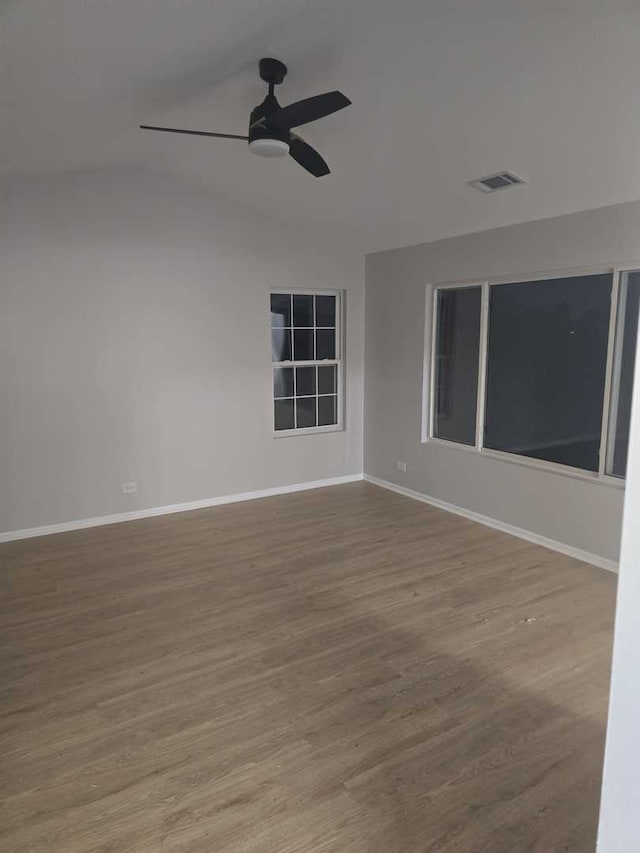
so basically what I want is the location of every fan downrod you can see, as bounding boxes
[259,58,287,87]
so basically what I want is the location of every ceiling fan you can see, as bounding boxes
[140,58,351,177]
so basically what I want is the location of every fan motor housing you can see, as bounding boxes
[248,119,290,156]
[248,99,290,155]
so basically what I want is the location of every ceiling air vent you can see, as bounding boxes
[468,171,526,193]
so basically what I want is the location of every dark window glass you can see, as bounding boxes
[318,365,337,395]
[294,329,314,361]
[293,294,314,327]
[608,271,640,477]
[274,399,295,431]
[296,397,316,428]
[271,293,291,327]
[272,328,291,362]
[316,329,335,360]
[315,295,336,327]
[318,395,337,426]
[296,366,316,397]
[485,274,612,472]
[273,367,293,399]
[433,287,481,446]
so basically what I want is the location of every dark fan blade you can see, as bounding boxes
[270,91,350,130]
[289,136,330,177]
[140,125,248,140]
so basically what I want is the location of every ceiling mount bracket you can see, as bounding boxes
[259,57,288,87]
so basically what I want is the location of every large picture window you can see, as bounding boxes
[428,269,640,481]
[271,290,342,434]
[484,275,611,472]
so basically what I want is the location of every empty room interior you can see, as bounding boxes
[3,1,640,851]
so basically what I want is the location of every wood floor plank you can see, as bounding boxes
[0,482,616,851]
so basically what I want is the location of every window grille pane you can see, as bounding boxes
[294,329,314,361]
[433,287,481,446]
[272,328,291,362]
[293,294,314,327]
[318,365,337,395]
[315,295,336,327]
[485,274,612,471]
[296,366,316,397]
[274,399,295,431]
[273,367,294,399]
[270,293,291,327]
[318,395,337,426]
[316,329,335,360]
[296,397,316,428]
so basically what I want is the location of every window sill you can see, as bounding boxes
[422,436,625,490]
[273,424,344,439]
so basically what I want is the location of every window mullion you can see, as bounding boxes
[475,282,490,450]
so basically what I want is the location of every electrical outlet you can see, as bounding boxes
[121,482,138,494]
[396,461,407,473]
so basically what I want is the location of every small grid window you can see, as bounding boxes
[271,291,342,433]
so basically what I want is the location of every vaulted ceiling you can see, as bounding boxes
[3,0,640,252]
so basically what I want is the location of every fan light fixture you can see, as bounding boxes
[249,137,290,157]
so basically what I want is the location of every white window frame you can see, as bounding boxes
[422,264,640,488]
[270,288,344,437]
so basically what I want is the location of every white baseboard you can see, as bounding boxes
[3,473,618,575]
[364,474,618,573]
[0,474,364,544]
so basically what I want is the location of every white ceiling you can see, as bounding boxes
[3,0,640,253]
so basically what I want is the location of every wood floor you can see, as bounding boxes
[0,482,616,852]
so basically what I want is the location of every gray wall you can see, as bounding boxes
[364,201,640,562]
[0,168,364,534]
